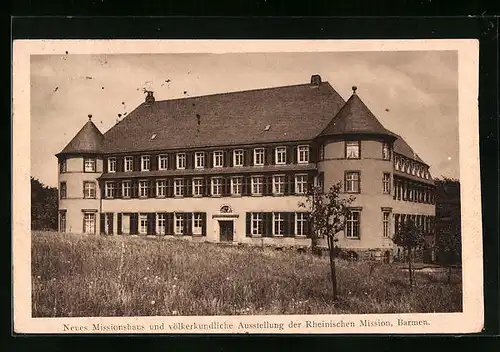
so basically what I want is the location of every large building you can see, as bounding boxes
[56,75,436,258]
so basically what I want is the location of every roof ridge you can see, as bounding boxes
[149,81,331,104]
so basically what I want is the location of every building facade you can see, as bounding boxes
[56,75,436,257]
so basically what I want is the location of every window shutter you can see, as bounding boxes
[148,179,154,198]
[109,214,114,234]
[185,176,193,197]
[185,213,193,235]
[134,156,141,172]
[283,212,289,237]
[307,173,314,192]
[309,145,317,163]
[150,154,157,171]
[132,180,138,198]
[224,177,231,196]
[166,177,173,197]
[117,213,122,234]
[103,159,108,173]
[146,213,153,235]
[264,175,272,196]
[130,213,138,235]
[201,213,207,236]
[245,149,253,166]
[186,152,193,169]
[265,147,273,165]
[246,213,251,236]
[207,151,213,168]
[264,212,273,237]
[100,183,105,199]
[205,176,211,196]
[292,146,298,164]
[167,213,174,235]
[224,150,230,167]
[100,213,105,234]
[289,212,295,237]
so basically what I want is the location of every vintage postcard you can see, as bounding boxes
[13,39,482,334]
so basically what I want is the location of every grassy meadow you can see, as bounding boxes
[31,231,462,317]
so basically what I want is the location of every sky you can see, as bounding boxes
[30,51,459,187]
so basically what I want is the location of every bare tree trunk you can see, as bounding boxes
[408,247,413,287]
[327,235,338,301]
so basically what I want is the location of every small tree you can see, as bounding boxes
[299,181,355,301]
[435,220,461,283]
[393,219,425,287]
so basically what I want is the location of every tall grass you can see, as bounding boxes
[31,231,462,317]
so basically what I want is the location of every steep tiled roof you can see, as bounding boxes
[393,134,426,164]
[319,90,397,139]
[57,118,104,156]
[101,81,346,153]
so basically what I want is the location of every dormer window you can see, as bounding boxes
[124,156,133,172]
[108,157,116,172]
[297,145,309,164]
[213,151,224,168]
[84,158,96,172]
[195,152,205,169]
[346,141,360,159]
[382,142,390,160]
[176,153,186,169]
[254,148,265,166]
[275,147,287,165]
[141,156,150,171]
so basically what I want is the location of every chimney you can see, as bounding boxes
[310,74,322,86]
[145,90,155,105]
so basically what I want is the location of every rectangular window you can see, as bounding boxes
[108,157,116,172]
[158,154,168,170]
[139,214,148,234]
[319,144,325,160]
[254,148,265,166]
[231,176,243,196]
[275,147,286,164]
[383,173,391,194]
[273,175,285,195]
[346,141,360,159]
[383,211,391,238]
[273,212,284,236]
[141,156,150,171]
[251,176,263,195]
[211,177,223,196]
[346,210,361,239]
[295,174,307,195]
[382,142,391,160]
[174,213,183,235]
[176,153,186,169]
[156,213,166,235]
[122,181,131,198]
[105,181,115,199]
[124,156,133,172]
[174,179,184,197]
[59,159,67,173]
[156,179,166,197]
[139,180,148,197]
[192,213,203,235]
[213,151,224,168]
[59,182,67,199]
[83,181,96,199]
[192,178,204,197]
[83,213,96,234]
[195,152,205,169]
[298,145,310,164]
[251,213,263,236]
[233,149,244,167]
[296,212,307,236]
[59,211,66,232]
[345,171,360,193]
[84,158,96,172]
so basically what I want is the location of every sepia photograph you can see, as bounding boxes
[13,40,482,334]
